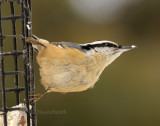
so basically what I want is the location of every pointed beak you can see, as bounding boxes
[118,45,136,52]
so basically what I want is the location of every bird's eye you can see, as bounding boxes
[118,45,122,48]
[106,43,118,47]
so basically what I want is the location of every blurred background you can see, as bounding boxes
[1,0,160,126]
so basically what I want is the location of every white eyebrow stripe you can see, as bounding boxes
[80,40,118,46]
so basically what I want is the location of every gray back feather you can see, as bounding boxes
[52,42,85,52]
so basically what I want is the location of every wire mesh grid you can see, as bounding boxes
[0,0,36,125]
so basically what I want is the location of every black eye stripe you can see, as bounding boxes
[106,43,118,47]
[81,42,118,51]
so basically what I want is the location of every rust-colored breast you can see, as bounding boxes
[37,44,108,93]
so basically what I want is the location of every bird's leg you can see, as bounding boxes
[29,88,49,102]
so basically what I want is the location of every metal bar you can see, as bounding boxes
[10,1,20,105]
[1,34,23,39]
[0,87,25,92]
[7,107,26,111]
[0,0,22,4]
[21,0,31,125]
[1,15,21,20]
[4,71,24,75]
[27,0,37,125]
[0,3,7,126]
[0,107,26,111]
[0,51,23,56]
[30,42,37,125]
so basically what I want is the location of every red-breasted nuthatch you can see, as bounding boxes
[26,36,136,101]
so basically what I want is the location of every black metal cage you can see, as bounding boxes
[0,0,36,125]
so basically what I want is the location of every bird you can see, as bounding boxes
[26,36,136,102]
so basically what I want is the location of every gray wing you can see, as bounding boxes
[51,42,85,52]
[31,35,90,52]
